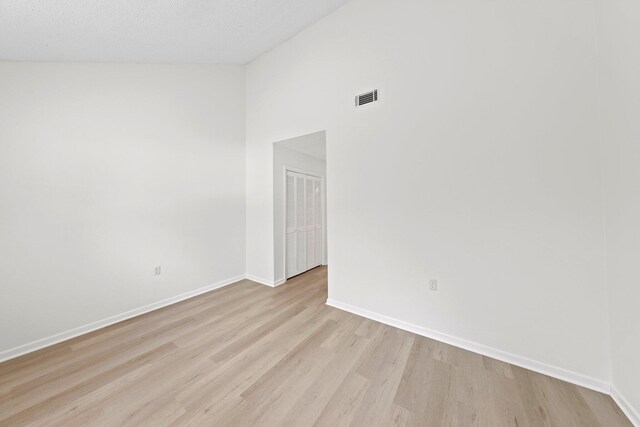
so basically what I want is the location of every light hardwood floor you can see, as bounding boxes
[0,266,632,426]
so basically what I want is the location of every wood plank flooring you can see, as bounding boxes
[0,266,632,426]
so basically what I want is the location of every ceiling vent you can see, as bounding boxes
[355,89,379,107]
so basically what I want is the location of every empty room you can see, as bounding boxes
[0,0,638,425]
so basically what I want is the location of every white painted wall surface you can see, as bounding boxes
[246,0,611,385]
[273,141,327,283]
[597,0,640,421]
[0,63,246,355]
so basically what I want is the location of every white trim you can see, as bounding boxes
[611,386,640,427]
[245,274,277,287]
[326,298,611,394]
[0,274,245,364]
[245,274,286,287]
[284,165,323,177]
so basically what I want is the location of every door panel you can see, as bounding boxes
[305,178,315,269]
[313,179,322,266]
[286,174,297,278]
[286,171,323,279]
[296,231,306,273]
[286,233,297,277]
[306,230,315,268]
[295,175,306,275]
[286,175,295,229]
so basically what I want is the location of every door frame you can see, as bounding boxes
[282,165,326,282]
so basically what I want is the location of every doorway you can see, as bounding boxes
[273,131,327,284]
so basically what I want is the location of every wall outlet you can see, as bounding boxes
[429,279,438,291]
[154,266,162,276]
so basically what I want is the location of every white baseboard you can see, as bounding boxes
[245,274,276,287]
[245,274,286,288]
[611,386,640,427]
[0,274,245,364]
[326,298,611,395]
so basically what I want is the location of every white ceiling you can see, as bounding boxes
[0,0,350,64]
[276,131,326,160]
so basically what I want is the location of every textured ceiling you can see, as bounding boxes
[0,0,350,63]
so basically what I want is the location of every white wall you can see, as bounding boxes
[597,0,640,421]
[246,0,612,387]
[0,63,246,357]
[2,2,635,411]
[273,139,327,283]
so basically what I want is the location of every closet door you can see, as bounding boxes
[304,176,323,271]
[313,178,323,267]
[295,174,306,274]
[285,173,298,278]
[286,171,323,279]
[305,177,316,270]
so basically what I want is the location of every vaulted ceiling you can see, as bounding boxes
[0,0,350,63]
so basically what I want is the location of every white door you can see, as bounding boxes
[286,171,323,279]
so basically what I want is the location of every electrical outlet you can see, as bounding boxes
[154,266,161,276]
[429,279,438,291]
